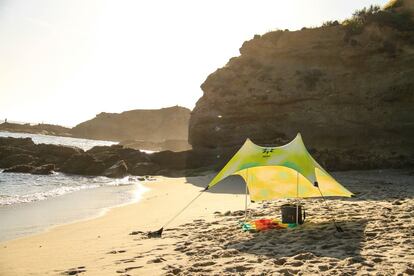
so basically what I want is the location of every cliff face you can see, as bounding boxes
[71,106,190,143]
[189,1,414,169]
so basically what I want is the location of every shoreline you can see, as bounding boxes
[0,129,118,143]
[0,130,184,152]
[0,130,118,150]
[0,174,248,275]
[0,182,147,242]
[0,170,413,275]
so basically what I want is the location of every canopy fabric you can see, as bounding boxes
[236,166,352,201]
[208,133,353,201]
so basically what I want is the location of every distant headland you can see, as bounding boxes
[0,106,191,152]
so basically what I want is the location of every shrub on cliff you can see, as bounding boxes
[322,20,340,27]
[343,3,414,39]
[343,5,381,36]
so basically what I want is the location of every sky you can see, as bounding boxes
[0,0,389,126]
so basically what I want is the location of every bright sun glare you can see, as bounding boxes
[0,0,389,126]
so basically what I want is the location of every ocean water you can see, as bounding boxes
[0,131,117,151]
[0,131,149,241]
[0,131,124,206]
[0,172,141,206]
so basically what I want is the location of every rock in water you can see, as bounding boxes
[0,153,37,168]
[31,164,55,175]
[4,164,55,175]
[129,162,161,176]
[60,153,106,176]
[0,137,35,148]
[86,145,149,169]
[3,164,35,173]
[35,144,82,167]
[103,160,128,178]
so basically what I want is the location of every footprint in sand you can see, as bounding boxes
[63,266,86,275]
[274,258,287,265]
[163,265,183,275]
[118,258,136,263]
[146,257,166,264]
[371,257,383,263]
[278,268,300,275]
[107,250,127,254]
[286,260,304,267]
[193,261,216,267]
[318,264,331,271]
[116,266,143,273]
[224,265,252,273]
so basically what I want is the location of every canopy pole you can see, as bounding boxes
[244,168,249,222]
[296,171,299,225]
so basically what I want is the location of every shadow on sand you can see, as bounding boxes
[227,219,368,261]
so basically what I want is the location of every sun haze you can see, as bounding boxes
[0,0,388,126]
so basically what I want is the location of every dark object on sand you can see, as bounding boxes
[129,230,144,235]
[281,204,306,224]
[147,228,163,238]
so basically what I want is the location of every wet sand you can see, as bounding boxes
[0,183,144,242]
[0,170,413,275]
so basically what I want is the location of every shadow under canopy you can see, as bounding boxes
[227,219,368,261]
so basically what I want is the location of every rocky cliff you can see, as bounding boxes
[71,106,190,143]
[189,0,414,170]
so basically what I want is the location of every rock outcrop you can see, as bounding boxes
[0,122,72,137]
[129,162,161,176]
[60,153,106,175]
[71,106,191,143]
[189,0,414,170]
[0,137,81,168]
[30,164,55,175]
[3,165,35,173]
[102,160,128,178]
[3,164,55,175]
[0,137,214,177]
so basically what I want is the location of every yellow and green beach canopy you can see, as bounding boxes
[208,133,353,201]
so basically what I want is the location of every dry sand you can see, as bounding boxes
[0,169,413,275]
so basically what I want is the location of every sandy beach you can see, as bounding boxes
[2,0,414,275]
[0,169,413,275]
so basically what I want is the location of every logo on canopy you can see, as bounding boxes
[262,148,273,158]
